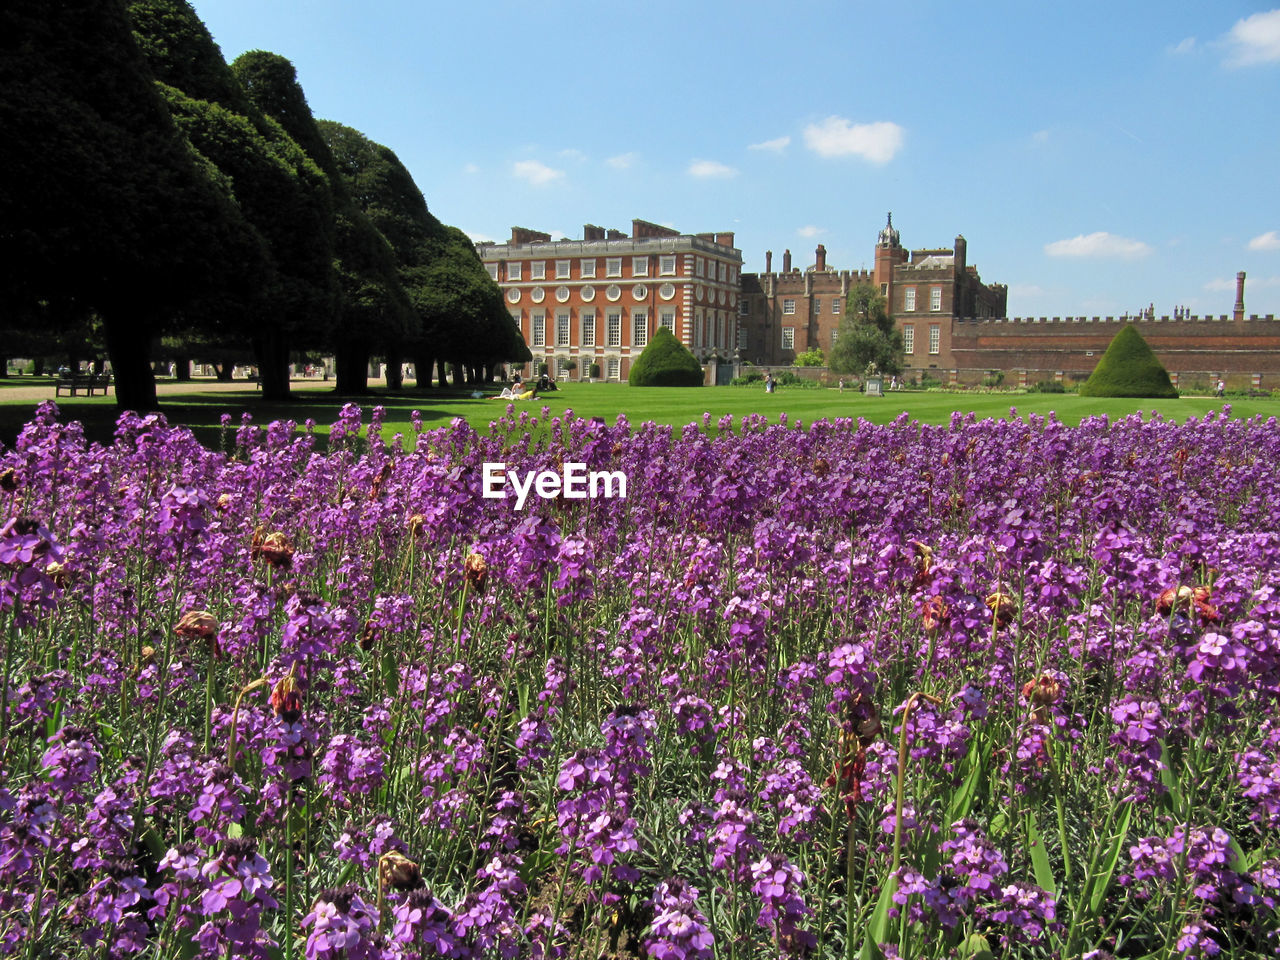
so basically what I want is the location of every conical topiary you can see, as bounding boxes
[1079,325,1178,398]
[627,327,704,386]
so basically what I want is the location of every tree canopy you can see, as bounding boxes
[1079,325,1178,398]
[829,284,904,377]
[628,327,704,386]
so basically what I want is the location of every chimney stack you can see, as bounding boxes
[815,244,827,271]
[1235,271,1246,320]
[765,250,773,273]
[783,249,792,272]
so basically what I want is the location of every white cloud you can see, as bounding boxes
[465,230,495,244]
[687,159,738,179]
[1249,230,1280,251]
[1224,8,1280,66]
[1169,36,1196,54]
[802,117,904,164]
[1044,232,1152,259]
[512,160,564,186]
[557,148,587,162]
[1204,275,1280,291]
[463,162,480,174]
[606,152,637,170]
[748,135,791,152]
[797,225,823,238]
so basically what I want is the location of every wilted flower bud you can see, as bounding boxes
[1021,673,1061,725]
[44,560,71,586]
[378,851,423,893]
[216,493,234,512]
[359,621,379,652]
[463,552,487,592]
[910,541,933,587]
[0,467,16,492]
[1155,583,1218,622]
[921,595,950,633]
[813,457,830,478]
[269,671,302,723]
[985,589,1017,627]
[253,530,294,569]
[405,514,426,538]
[175,610,218,639]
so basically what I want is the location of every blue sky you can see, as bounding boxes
[191,0,1280,318]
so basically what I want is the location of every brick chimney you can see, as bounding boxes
[765,250,772,273]
[954,235,967,275]
[815,244,827,271]
[583,224,605,241]
[1235,271,1246,320]
[783,249,792,272]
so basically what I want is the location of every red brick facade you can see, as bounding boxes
[476,220,742,381]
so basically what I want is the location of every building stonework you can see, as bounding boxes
[738,217,1280,389]
[476,220,742,381]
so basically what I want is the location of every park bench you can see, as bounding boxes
[54,373,112,397]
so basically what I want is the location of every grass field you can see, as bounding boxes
[1,378,1276,449]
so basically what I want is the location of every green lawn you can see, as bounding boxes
[1,379,1275,450]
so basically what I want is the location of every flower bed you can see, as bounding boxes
[1,400,1277,958]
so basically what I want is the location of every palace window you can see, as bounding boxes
[606,258,622,278]
[782,327,795,350]
[739,297,750,316]
[930,287,942,312]
[659,310,675,333]
[607,358,620,381]
[607,311,622,346]
[813,299,822,315]
[783,299,796,315]
[486,263,498,280]
[832,298,841,314]
[902,325,914,354]
[632,310,648,347]
[507,262,522,281]
[555,260,571,279]
[632,256,649,277]
[580,310,596,346]
[556,312,570,346]
[695,258,705,277]
[660,255,677,276]
[928,324,940,354]
[530,261,546,280]
[904,287,916,312]
[531,310,545,347]
[580,259,597,278]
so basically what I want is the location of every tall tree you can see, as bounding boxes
[127,0,339,399]
[829,283,904,377]
[232,51,414,394]
[0,0,247,408]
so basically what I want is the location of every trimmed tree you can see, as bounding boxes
[1079,325,1178,398]
[829,283,903,377]
[627,327,704,386]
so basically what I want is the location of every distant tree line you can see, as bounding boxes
[0,0,529,407]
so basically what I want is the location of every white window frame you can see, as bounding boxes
[904,287,916,312]
[606,311,622,347]
[783,299,796,315]
[695,257,705,277]
[531,310,545,347]
[632,310,648,347]
[928,324,940,354]
[606,258,622,278]
[694,312,703,348]
[580,310,596,346]
[831,330,839,347]
[813,299,822,315]
[832,298,841,314]
[659,309,675,333]
[632,256,649,277]
[738,297,750,316]
[486,263,498,280]
[506,262,522,281]
[555,260,571,279]
[659,255,676,276]
[903,325,915,354]
[530,261,546,281]
[556,311,570,346]
[782,327,795,350]
[930,287,942,312]
[580,259,597,279]
[607,358,620,381]
[718,262,727,282]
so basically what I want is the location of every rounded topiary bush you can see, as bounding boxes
[1079,325,1178,398]
[627,327,704,386]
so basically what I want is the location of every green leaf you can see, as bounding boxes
[1089,802,1132,915]
[959,933,995,960]
[859,874,897,960]
[1158,740,1184,816]
[1026,813,1057,896]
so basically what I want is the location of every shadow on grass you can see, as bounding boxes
[0,384,534,451]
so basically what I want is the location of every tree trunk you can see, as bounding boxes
[213,361,233,381]
[34,357,46,376]
[436,358,449,388]
[93,357,105,375]
[175,357,191,381]
[103,319,158,410]
[385,350,403,391]
[413,352,435,388]
[253,331,290,401]
[335,342,370,394]
[0,356,9,378]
